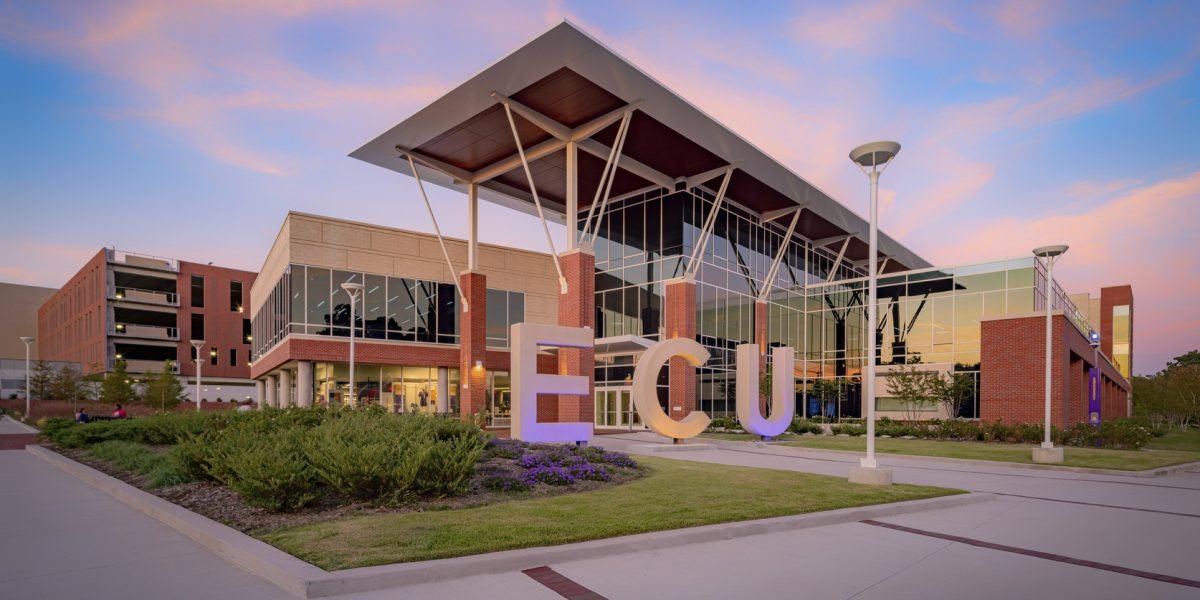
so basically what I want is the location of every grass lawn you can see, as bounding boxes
[258,456,958,569]
[781,436,1200,471]
[1145,428,1200,453]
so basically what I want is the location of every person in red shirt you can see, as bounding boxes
[112,404,127,419]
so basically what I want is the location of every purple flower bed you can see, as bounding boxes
[478,439,638,492]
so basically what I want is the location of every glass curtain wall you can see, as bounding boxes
[591,187,865,418]
[312,362,458,413]
[252,263,525,360]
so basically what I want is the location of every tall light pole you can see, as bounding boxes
[1032,245,1068,464]
[190,339,205,412]
[20,336,34,419]
[847,140,901,486]
[341,282,364,407]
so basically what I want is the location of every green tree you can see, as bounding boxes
[52,364,92,413]
[929,371,976,419]
[1165,350,1200,371]
[100,360,138,405]
[885,365,936,422]
[141,362,185,412]
[29,360,55,400]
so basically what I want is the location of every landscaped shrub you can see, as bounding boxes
[88,440,189,488]
[932,419,982,441]
[789,418,824,435]
[566,462,611,481]
[417,432,486,496]
[302,414,430,502]
[205,427,320,512]
[482,437,526,459]
[706,415,742,431]
[830,423,867,436]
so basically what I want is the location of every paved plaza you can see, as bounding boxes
[1,427,1197,599]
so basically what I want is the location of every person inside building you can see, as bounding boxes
[112,404,127,419]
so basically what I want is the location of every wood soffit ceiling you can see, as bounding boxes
[411,67,905,272]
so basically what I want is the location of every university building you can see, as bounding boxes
[248,22,1133,428]
[37,248,258,403]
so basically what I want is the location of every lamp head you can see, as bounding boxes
[20,336,35,343]
[190,339,205,349]
[341,282,364,294]
[849,141,901,168]
[1032,244,1069,258]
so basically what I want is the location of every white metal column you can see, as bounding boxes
[566,141,578,249]
[467,183,479,272]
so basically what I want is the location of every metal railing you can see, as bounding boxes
[111,285,179,306]
[115,359,180,373]
[108,248,179,272]
[111,323,179,340]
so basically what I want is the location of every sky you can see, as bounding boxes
[1,0,1197,375]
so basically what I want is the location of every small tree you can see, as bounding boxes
[30,360,55,400]
[52,364,92,413]
[141,362,185,413]
[929,371,976,419]
[811,378,845,420]
[100,360,138,406]
[885,365,935,421]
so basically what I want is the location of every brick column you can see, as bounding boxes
[459,271,488,422]
[665,277,697,420]
[755,300,769,415]
[556,248,595,424]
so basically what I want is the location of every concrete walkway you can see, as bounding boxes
[3,433,1197,599]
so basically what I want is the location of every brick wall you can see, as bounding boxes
[177,261,256,380]
[37,249,108,374]
[459,271,488,420]
[981,313,1130,426]
[554,249,594,424]
[665,278,696,420]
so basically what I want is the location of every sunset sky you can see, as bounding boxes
[2,1,1197,374]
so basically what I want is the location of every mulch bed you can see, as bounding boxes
[49,446,644,534]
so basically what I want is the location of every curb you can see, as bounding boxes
[691,436,1200,478]
[27,445,325,597]
[0,415,39,434]
[27,444,989,598]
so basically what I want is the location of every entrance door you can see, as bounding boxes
[595,387,640,429]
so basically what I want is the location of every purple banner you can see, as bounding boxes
[1088,367,1101,425]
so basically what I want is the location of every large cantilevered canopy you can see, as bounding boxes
[350,21,929,273]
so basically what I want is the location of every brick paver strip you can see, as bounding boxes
[0,434,38,450]
[861,519,1200,589]
[523,566,608,600]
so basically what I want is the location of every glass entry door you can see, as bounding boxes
[594,387,641,429]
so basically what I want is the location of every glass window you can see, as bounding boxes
[210,347,218,366]
[230,281,242,312]
[191,313,205,341]
[388,277,415,340]
[1008,267,1035,288]
[415,281,436,342]
[242,318,251,344]
[363,274,386,340]
[955,271,1006,293]
[437,283,458,343]
[191,275,204,308]
[229,348,236,367]
[306,267,330,333]
[290,265,305,326]
[486,289,508,346]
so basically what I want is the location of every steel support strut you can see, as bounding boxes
[686,168,735,278]
[501,101,568,293]
[405,155,471,311]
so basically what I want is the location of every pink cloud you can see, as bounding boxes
[924,170,1200,374]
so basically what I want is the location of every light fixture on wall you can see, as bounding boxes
[474,360,483,369]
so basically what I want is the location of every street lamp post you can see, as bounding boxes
[190,340,205,412]
[847,141,901,486]
[20,336,34,419]
[341,282,364,407]
[1032,245,1068,464]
